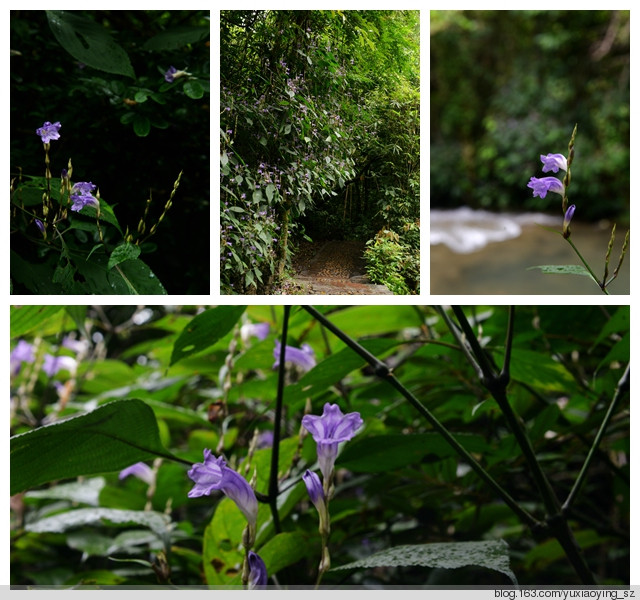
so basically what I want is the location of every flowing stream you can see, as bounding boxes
[430,208,630,295]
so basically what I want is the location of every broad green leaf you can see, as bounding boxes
[183,80,204,99]
[133,114,151,137]
[46,11,135,78]
[495,348,575,392]
[10,399,179,495]
[142,25,210,50]
[337,432,489,473]
[523,529,612,570]
[108,259,167,295]
[258,531,317,576]
[25,508,172,539]
[333,540,517,584]
[10,305,64,338]
[108,242,141,270]
[25,477,106,506]
[528,264,596,280]
[170,305,246,366]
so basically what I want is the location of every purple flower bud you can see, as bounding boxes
[36,121,61,144]
[563,204,576,238]
[527,176,564,199]
[187,449,258,526]
[119,462,155,485]
[273,340,316,372]
[35,219,45,234]
[302,403,363,481]
[303,469,325,513]
[248,551,267,589]
[540,153,568,173]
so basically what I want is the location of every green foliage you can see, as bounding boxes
[364,232,420,294]
[220,10,419,293]
[431,10,630,221]
[10,305,629,586]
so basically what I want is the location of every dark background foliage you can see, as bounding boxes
[10,10,210,294]
[431,10,630,222]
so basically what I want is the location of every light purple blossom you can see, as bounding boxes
[11,340,35,375]
[527,176,564,199]
[273,340,316,372]
[164,66,178,82]
[62,336,89,355]
[70,181,98,212]
[119,462,155,486]
[240,322,270,343]
[36,121,61,144]
[42,354,77,377]
[540,153,568,173]
[187,449,258,526]
[248,551,267,589]
[302,403,363,481]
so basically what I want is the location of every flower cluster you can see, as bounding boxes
[70,182,99,212]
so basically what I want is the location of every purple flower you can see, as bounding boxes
[240,322,270,343]
[302,403,363,481]
[62,336,88,354]
[36,121,61,144]
[256,430,274,449]
[164,66,178,82]
[42,354,77,377]
[35,219,45,234]
[187,449,258,526]
[527,176,564,199]
[273,340,316,372]
[563,204,576,238]
[248,551,267,589]
[70,181,98,212]
[119,462,155,485]
[11,340,35,375]
[540,153,568,173]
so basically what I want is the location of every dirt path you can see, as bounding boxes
[288,240,393,295]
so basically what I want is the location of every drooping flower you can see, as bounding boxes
[10,340,35,375]
[302,403,363,481]
[563,204,576,238]
[240,322,270,344]
[273,340,316,372]
[42,354,77,377]
[36,121,61,144]
[247,551,268,589]
[70,181,98,212]
[187,449,258,526]
[164,66,178,82]
[527,176,564,199]
[540,153,568,174]
[119,462,155,486]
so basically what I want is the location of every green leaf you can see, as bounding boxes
[170,306,246,366]
[10,399,178,495]
[108,259,167,295]
[528,264,596,280]
[265,183,275,202]
[258,531,317,576]
[10,305,64,338]
[108,242,141,270]
[142,25,210,50]
[337,433,489,473]
[134,90,150,103]
[333,540,517,584]
[183,80,204,99]
[46,11,135,78]
[495,348,575,392]
[25,507,172,539]
[133,114,151,137]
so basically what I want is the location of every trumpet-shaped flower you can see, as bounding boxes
[527,176,564,199]
[187,449,258,526]
[70,181,98,212]
[273,340,316,372]
[36,121,61,144]
[248,551,268,589]
[302,403,363,481]
[540,153,568,173]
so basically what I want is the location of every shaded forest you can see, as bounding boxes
[220,10,420,294]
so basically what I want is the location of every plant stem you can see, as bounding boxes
[565,237,609,295]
